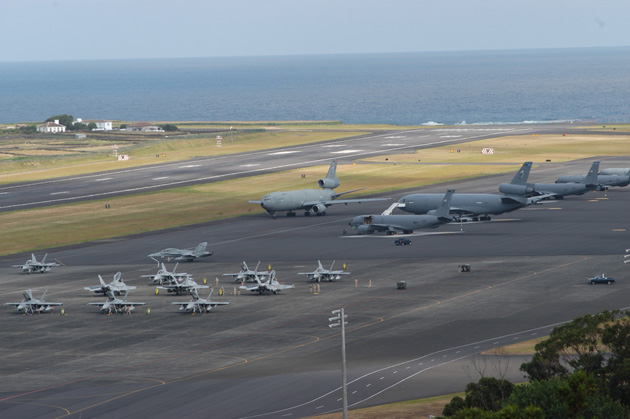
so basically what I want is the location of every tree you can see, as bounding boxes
[45,114,73,127]
[87,122,97,131]
[160,124,179,132]
[443,377,514,416]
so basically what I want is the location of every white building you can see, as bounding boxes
[37,120,66,133]
[75,118,113,131]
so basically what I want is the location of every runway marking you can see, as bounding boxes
[381,143,404,146]
[153,177,169,180]
[321,144,345,148]
[384,136,406,139]
[439,135,462,138]
[240,164,260,167]
[179,164,201,168]
[94,178,112,182]
[50,191,70,195]
[612,229,626,231]
[331,149,363,154]
[268,151,300,155]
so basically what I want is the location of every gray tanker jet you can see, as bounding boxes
[172,288,230,314]
[297,260,350,282]
[13,253,61,274]
[556,164,630,189]
[600,168,630,176]
[398,162,534,221]
[499,161,599,199]
[248,160,387,218]
[350,190,455,235]
[5,289,63,314]
[148,242,212,263]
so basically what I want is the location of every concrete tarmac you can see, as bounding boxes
[0,142,629,418]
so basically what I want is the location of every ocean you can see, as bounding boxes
[1,47,629,126]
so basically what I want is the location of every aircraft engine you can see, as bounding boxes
[311,203,327,214]
[357,225,373,235]
[43,306,52,312]
[317,178,340,189]
[498,183,534,196]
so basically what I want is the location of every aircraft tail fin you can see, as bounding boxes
[41,253,48,263]
[23,289,33,301]
[242,261,249,271]
[585,161,600,185]
[98,275,107,288]
[194,242,208,255]
[31,253,38,264]
[434,189,455,218]
[318,160,340,189]
[41,288,48,301]
[317,260,324,270]
[330,260,336,271]
[326,160,338,179]
[113,272,122,283]
[510,162,532,185]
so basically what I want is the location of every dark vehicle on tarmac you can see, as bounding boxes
[394,238,412,246]
[588,274,615,285]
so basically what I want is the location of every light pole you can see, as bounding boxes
[329,307,348,419]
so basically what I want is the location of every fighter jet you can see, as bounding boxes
[239,270,293,295]
[88,290,145,314]
[148,242,212,263]
[12,253,61,274]
[171,288,230,314]
[297,260,351,282]
[142,263,189,285]
[499,161,599,199]
[84,272,136,295]
[398,162,535,221]
[223,261,271,282]
[5,289,63,314]
[158,275,209,295]
[350,190,455,235]
[556,163,630,189]
[248,160,388,218]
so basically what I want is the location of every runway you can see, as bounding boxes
[1,126,629,418]
[0,124,567,212]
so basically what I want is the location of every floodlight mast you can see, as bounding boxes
[329,307,348,419]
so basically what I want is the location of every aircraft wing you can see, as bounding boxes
[526,193,558,204]
[302,198,388,208]
[4,302,22,306]
[297,271,318,276]
[88,302,106,306]
[270,284,293,291]
[248,200,262,204]
[84,286,105,292]
[11,264,26,268]
[123,302,146,306]
[40,302,63,306]
[239,285,260,292]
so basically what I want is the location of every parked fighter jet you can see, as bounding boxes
[297,260,351,282]
[171,288,230,314]
[84,272,136,295]
[398,162,534,221]
[142,263,189,285]
[12,253,61,274]
[350,190,455,235]
[239,271,293,295]
[88,290,145,314]
[158,276,209,295]
[499,161,599,199]
[5,289,63,314]
[223,261,271,282]
[556,163,630,189]
[148,242,212,263]
[248,160,387,218]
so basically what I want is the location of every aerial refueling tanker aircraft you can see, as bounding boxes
[249,160,387,218]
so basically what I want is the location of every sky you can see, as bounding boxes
[1,0,629,62]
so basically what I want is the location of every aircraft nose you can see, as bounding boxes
[348,216,361,227]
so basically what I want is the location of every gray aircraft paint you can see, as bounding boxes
[399,162,532,219]
[600,168,630,176]
[250,160,386,217]
[349,190,454,234]
[556,174,630,188]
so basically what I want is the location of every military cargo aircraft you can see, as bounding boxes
[398,162,534,221]
[12,253,61,274]
[148,242,212,263]
[172,288,230,313]
[556,163,630,189]
[248,160,387,218]
[297,260,350,282]
[499,161,599,199]
[350,189,455,235]
[5,289,63,314]
[600,168,630,176]
[239,271,293,295]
